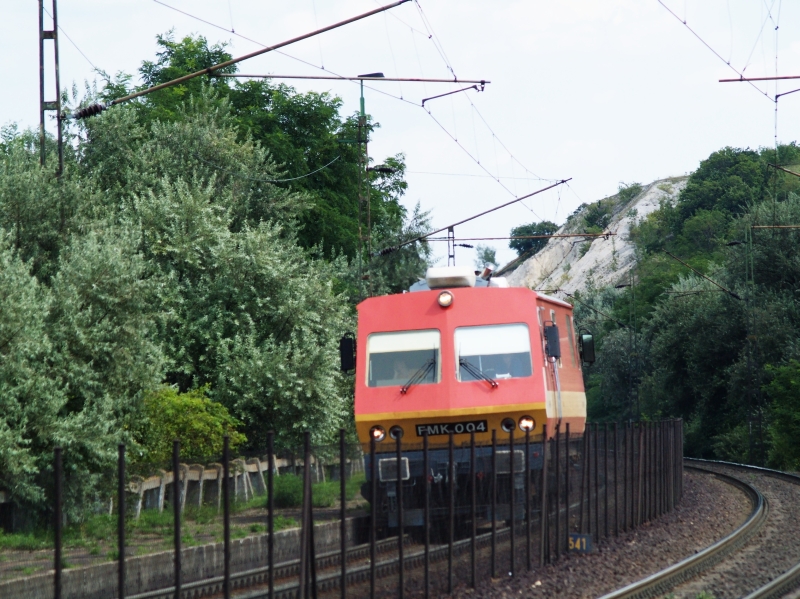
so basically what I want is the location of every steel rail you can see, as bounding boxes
[596,463,767,599]
[128,521,525,599]
[687,459,800,599]
[126,535,407,599]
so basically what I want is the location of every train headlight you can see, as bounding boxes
[437,291,454,308]
[501,418,516,433]
[518,416,535,432]
[370,425,386,442]
[389,425,404,440]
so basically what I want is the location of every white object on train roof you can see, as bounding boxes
[425,266,476,289]
[407,267,510,291]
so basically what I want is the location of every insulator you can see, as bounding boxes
[72,103,107,120]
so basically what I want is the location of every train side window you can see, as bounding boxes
[455,323,533,381]
[366,330,441,388]
[565,315,577,367]
[549,310,562,367]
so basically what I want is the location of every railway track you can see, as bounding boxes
[599,459,800,599]
[128,524,519,599]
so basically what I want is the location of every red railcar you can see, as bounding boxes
[345,266,593,528]
[354,267,589,447]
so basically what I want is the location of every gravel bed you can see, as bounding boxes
[669,465,800,599]
[418,470,752,599]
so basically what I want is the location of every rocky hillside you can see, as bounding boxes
[504,177,688,293]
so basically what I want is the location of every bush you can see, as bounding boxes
[765,361,800,471]
[135,385,246,464]
[273,474,304,508]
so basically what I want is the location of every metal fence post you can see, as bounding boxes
[565,423,570,550]
[637,423,644,526]
[579,427,587,534]
[613,423,619,537]
[267,432,274,599]
[491,429,497,578]
[593,423,599,540]
[525,429,531,571]
[369,437,377,599]
[223,436,231,599]
[423,432,430,599]
[448,431,454,594]
[539,425,547,567]
[624,422,629,532]
[54,447,62,599]
[339,429,347,599]
[554,423,560,560]
[604,423,609,538]
[398,432,405,599]
[118,444,126,599]
[470,431,477,587]
[173,440,182,599]
[510,426,516,574]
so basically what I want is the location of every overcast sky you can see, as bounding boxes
[4,1,799,267]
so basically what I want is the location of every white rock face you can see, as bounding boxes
[505,177,688,293]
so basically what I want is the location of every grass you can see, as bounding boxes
[0,532,51,552]
[0,474,361,558]
[270,472,365,509]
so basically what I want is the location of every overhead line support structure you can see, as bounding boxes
[67,0,412,119]
[39,0,63,176]
[219,74,489,85]
[374,179,571,257]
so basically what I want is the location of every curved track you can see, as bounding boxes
[600,459,800,599]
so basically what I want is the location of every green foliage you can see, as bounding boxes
[765,361,800,471]
[269,472,365,509]
[509,221,558,256]
[583,201,612,232]
[580,144,800,466]
[272,474,304,508]
[474,244,497,268]
[617,181,643,204]
[136,386,246,464]
[0,30,432,516]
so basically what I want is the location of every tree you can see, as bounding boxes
[135,386,246,464]
[0,238,61,508]
[474,244,496,268]
[764,361,800,471]
[509,221,558,256]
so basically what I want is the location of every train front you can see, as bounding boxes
[353,266,567,528]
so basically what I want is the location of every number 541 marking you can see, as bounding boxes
[568,533,592,553]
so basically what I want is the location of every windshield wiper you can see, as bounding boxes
[400,358,436,394]
[459,358,498,388]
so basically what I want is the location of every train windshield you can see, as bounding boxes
[366,330,441,388]
[455,323,532,381]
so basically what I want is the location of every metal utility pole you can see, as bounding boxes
[39,0,63,176]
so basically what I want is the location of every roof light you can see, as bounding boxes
[438,291,454,308]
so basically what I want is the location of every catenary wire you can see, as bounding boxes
[41,6,98,71]
[151,0,561,212]
[741,0,778,74]
[409,1,550,182]
[193,153,341,183]
[656,0,773,100]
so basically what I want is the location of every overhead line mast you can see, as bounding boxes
[39,0,63,176]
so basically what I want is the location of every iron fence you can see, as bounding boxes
[0,420,683,599]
